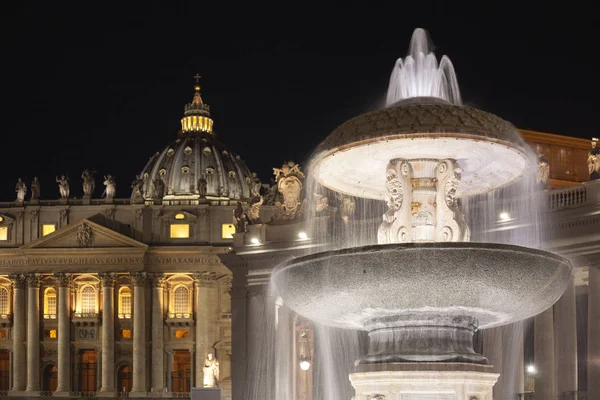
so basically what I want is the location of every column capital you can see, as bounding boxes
[149,273,166,288]
[99,273,116,287]
[9,273,25,289]
[193,272,217,287]
[131,272,147,286]
[54,273,73,287]
[26,273,42,288]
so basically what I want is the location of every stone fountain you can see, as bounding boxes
[272,29,573,399]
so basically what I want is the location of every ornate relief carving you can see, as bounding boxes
[9,274,26,289]
[435,159,470,242]
[149,273,166,288]
[271,161,305,221]
[76,224,94,247]
[378,159,413,244]
[135,208,144,220]
[17,211,24,223]
[26,273,42,288]
[130,272,147,286]
[194,272,217,287]
[55,273,73,287]
[104,207,116,220]
[31,210,39,224]
[99,273,116,288]
[59,209,69,225]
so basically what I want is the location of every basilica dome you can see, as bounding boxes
[138,82,257,204]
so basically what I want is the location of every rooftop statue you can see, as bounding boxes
[55,175,70,199]
[537,153,550,189]
[588,139,600,180]
[15,178,27,203]
[131,174,144,203]
[81,169,95,197]
[30,177,40,201]
[103,175,116,199]
[246,195,264,224]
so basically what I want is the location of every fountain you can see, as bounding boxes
[272,29,573,399]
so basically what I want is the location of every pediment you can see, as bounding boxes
[21,218,148,250]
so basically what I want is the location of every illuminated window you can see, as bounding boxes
[44,288,57,318]
[0,287,8,315]
[44,329,57,339]
[173,286,189,314]
[0,227,7,241]
[175,329,189,339]
[222,224,235,239]
[0,329,6,339]
[81,286,96,314]
[42,224,56,236]
[0,216,3,222]
[121,329,132,339]
[175,213,185,220]
[170,224,190,239]
[118,287,132,318]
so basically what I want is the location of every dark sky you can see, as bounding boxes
[1,1,597,200]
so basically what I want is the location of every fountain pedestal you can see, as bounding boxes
[350,363,498,400]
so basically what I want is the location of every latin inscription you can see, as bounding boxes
[147,256,223,266]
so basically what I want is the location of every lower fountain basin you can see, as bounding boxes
[272,243,572,331]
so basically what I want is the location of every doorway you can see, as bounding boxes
[0,351,9,391]
[117,365,132,393]
[78,350,97,392]
[172,350,191,392]
[42,364,58,392]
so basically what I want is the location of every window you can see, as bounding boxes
[173,286,189,314]
[0,330,6,339]
[0,227,7,241]
[120,329,132,339]
[44,329,57,339]
[44,288,57,318]
[170,224,190,239]
[222,223,235,239]
[118,287,132,318]
[0,287,8,315]
[81,286,96,314]
[175,329,189,339]
[42,224,56,236]
[175,213,185,220]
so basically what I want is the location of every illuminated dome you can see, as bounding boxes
[139,80,255,204]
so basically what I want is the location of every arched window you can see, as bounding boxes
[0,287,8,315]
[118,287,132,318]
[44,288,57,318]
[173,286,189,315]
[81,286,96,314]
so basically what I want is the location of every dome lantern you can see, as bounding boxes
[181,74,214,134]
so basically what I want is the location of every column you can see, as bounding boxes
[99,273,116,393]
[10,274,26,391]
[483,327,503,400]
[26,274,41,392]
[56,274,72,393]
[151,274,165,392]
[194,274,211,387]
[555,279,577,397]
[589,265,600,400]
[534,307,555,400]
[166,350,173,392]
[131,273,147,393]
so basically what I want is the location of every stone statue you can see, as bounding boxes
[103,175,116,198]
[314,193,329,213]
[30,177,40,201]
[202,353,219,387]
[251,172,262,196]
[233,202,247,233]
[198,175,207,197]
[246,195,264,224]
[81,169,95,197]
[588,139,600,180]
[271,161,305,221]
[131,174,144,202]
[153,176,165,199]
[378,160,412,243]
[15,178,27,202]
[338,195,356,224]
[56,175,70,199]
[262,178,279,205]
[537,153,550,189]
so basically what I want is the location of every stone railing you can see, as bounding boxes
[546,180,600,211]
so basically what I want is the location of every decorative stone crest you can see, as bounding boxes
[271,161,305,222]
[76,224,94,247]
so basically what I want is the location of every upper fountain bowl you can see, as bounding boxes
[272,242,573,331]
[311,98,532,199]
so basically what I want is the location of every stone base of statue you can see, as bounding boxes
[59,198,68,205]
[350,363,498,400]
[191,387,222,400]
[105,196,114,204]
[82,195,91,205]
[30,199,39,205]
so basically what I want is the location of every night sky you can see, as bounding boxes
[1,2,597,200]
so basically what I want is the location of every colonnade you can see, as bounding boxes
[7,272,220,396]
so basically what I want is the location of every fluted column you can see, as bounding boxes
[534,307,555,400]
[555,279,577,396]
[150,274,165,392]
[56,274,72,393]
[26,274,41,392]
[10,274,26,391]
[99,273,116,393]
[589,265,600,400]
[194,274,211,387]
[131,273,147,393]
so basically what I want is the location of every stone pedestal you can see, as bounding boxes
[350,363,499,400]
